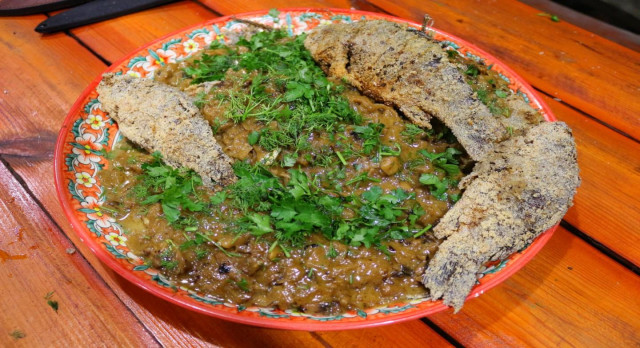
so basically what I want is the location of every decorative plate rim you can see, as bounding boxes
[54,8,558,331]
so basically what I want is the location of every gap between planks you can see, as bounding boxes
[534,87,640,144]
[561,220,640,276]
[421,318,464,348]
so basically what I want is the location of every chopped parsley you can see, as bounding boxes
[9,330,25,340]
[537,12,560,22]
[418,147,464,201]
[224,162,427,248]
[419,147,463,175]
[134,152,207,227]
[326,245,339,259]
[419,174,458,201]
[44,291,59,313]
[185,29,362,155]
[455,59,513,117]
[235,278,250,292]
[401,123,429,143]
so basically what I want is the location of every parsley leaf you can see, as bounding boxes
[419,147,463,175]
[419,174,458,201]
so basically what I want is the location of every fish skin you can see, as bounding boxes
[96,73,236,188]
[304,20,509,161]
[422,122,580,310]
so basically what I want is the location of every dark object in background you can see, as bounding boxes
[553,0,640,34]
[0,0,90,16]
[35,0,177,33]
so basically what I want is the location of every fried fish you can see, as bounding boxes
[422,122,580,310]
[304,20,542,161]
[96,73,236,188]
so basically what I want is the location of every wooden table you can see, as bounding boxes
[1,1,639,346]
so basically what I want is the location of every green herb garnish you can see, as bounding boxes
[537,12,560,22]
[9,330,25,340]
[135,152,206,226]
[419,174,458,201]
[419,147,463,175]
[326,245,339,259]
[185,30,362,155]
[227,162,426,248]
[44,292,59,313]
[236,278,250,292]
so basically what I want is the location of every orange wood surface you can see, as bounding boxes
[366,0,640,141]
[70,1,218,63]
[0,0,639,346]
[540,93,640,265]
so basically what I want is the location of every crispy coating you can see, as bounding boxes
[96,73,236,188]
[422,122,580,310]
[305,20,511,161]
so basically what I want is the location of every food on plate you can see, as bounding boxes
[98,28,467,315]
[96,74,236,187]
[96,19,579,314]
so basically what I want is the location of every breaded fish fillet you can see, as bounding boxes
[304,20,540,160]
[97,73,236,187]
[422,122,580,310]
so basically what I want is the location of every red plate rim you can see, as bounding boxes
[54,8,558,331]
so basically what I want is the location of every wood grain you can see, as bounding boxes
[197,0,352,15]
[1,1,639,346]
[0,18,106,159]
[0,160,159,347]
[541,93,640,266]
[430,226,640,347]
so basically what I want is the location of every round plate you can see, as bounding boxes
[54,8,557,331]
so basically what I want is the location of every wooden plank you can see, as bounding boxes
[0,160,159,347]
[0,18,106,152]
[0,12,448,347]
[541,93,640,266]
[69,1,218,63]
[353,0,640,139]
[429,226,640,347]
